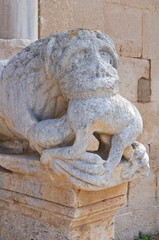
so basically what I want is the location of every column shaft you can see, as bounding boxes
[0,0,38,40]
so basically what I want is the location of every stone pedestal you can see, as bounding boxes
[0,154,127,240]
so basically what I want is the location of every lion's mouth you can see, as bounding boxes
[62,83,119,100]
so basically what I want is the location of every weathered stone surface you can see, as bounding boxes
[68,0,105,32]
[0,209,116,240]
[157,171,159,204]
[0,165,128,207]
[0,186,126,226]
[0,168,128,240]
[118,57,149,101]
[156,206,159,229]
[134,102,159,145]
[138,78,151,103]
[105,0,120,3]
[39,0,106,38]
[133,207,158,238]
[128,172,157,210]
[121,0,159,10]
[115,207,159,240]
[143,10,159,59]
[0,29,149,190]
[0,39,33,60]
[39,0,69,38]
[115,142,158,239]
[115,156,158,239]
[149,143,159,170]
[151,60,159,102]
[0,152,149,192]
[114,212,134,240]
[104,4,142,57]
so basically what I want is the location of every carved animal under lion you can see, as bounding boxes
[0,29,149,187]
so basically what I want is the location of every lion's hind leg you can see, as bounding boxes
[41,128,106,185]
[41,128,89,164]
[104,122,139,181]
[27,115,73,150]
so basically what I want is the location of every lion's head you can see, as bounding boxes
[46,29,119,100]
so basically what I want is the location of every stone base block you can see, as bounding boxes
[0,156,127,240]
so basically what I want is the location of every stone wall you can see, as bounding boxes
[39,1,159,239]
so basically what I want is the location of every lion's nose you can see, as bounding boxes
[95,63,111,78]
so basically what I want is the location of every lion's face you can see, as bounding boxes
[49,29,119,99]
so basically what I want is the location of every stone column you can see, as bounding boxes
[0,0,38,40]
[0,0,38,59]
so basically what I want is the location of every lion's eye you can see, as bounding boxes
[99,50,112,64]
[69,50,90,70]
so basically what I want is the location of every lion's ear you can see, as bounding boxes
[47,38,56,58]
[42,37,58,77]
[38,37,55,62]
[40,45,46,62]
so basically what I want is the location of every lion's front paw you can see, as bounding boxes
[80,152,105,164]
[71,153,105,176]
[103,161,113,182]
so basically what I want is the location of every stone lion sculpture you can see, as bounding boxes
[0,29,149,187]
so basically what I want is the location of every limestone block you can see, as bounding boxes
[128,171,157,211]
[0,39,33,60]
[68,0,105,32]
[114,199,128,215]
[115,170,158,239]
[0,153,149,192]
[0,209,116,240]
[151,60,159,102]
[114,212,134,240]
[105,0,120,3]
[39,0,69,38]
[132,207,158,238]
[134,102,159,145]
[121,0,159,11]
[0,165,128,240]
[143,11,159,59]
[0,155,128,207]
[157,171,159,204]
[104,4,142,57]
[118,57,149,101]
[149,144,159,170]
[157,207,159,229]
[115,207,158,240]
[138,78,151,103]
